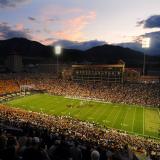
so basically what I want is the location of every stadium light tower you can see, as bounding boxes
[54,45,62,75]
[142,37,150,75]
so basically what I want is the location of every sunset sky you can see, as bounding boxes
[0,0,160,54]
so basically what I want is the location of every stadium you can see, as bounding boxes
[0,60,160,160]
[1,1,160,159]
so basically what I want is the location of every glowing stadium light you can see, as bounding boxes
[54,45,62,76]
[142,37,150,48]
[54,45,62,55]
[142,37,150,75]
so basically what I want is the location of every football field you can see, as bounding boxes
[5,94,160,139]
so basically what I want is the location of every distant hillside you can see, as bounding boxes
[85,45,143,66]
[0,38,52,57]
[0,38,159,68]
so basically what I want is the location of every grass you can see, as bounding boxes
[5,94,160,139]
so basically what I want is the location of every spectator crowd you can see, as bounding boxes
[0,73,159,107]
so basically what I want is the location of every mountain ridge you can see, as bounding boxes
[0,37,159,68]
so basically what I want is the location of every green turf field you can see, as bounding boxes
[6,94,160,139]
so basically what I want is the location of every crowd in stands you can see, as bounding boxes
[0,73,157,107]
[0,74,160,107]
[0,73,159,106]
[0,80,20,96]
[0,104,160,160]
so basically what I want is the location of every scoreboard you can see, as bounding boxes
[72,64,125,83]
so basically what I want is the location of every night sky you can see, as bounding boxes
[0,0,160,54]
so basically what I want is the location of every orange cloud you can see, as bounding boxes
[55,30,83,41]
[15,23,24,31]
[41,38,56,45]
[26,5,96,44]
[67,11,96,30]
[54,11,96,41]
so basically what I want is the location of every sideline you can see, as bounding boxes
[65,96,113,104]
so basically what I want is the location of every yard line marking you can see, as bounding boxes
[88,117,94,119]
[157,108,160,119]
[103,120,110,123]
[143,107,145,135]
[96,106,113,123]
[103,106,114,121]
[112,107,123,127]
[113,105,119,108]
[82,106,96,119]
[121,123,128,126]
[121,107,129,130]
[132,107,136,133]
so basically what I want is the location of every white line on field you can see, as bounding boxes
[132,107,136,132]
[157,108,160,119]
[102,106,114,122]
[143,107,145,135]
[113,105,119,108]
[121,107,129,130]
[88,117,94,119]
[112,107,122,127]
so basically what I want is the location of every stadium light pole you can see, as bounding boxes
[54,45,62,76]
[142,37,150,75]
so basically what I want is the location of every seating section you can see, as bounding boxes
[0,73,159,106]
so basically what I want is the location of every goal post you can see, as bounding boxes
[20,84,35,95]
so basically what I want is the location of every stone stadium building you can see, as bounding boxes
[71,64,125,83]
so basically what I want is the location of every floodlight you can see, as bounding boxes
[142,37,150,75]
[142,37,150,48]
[54,45,62,76]
[54,45,62,55]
